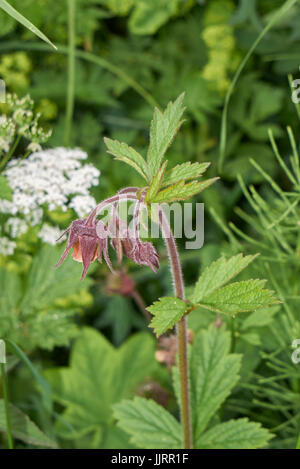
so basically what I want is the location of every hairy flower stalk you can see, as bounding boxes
[159,208,192,449]
[56,188,192,448]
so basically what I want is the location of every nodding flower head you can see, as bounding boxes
[55,190,160,279]
[55,218,112,279]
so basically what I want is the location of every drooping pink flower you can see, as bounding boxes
[55,218,112,279]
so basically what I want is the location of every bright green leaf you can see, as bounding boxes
[145,161,168,203]
[46,328,156,446]
[147,296,189,336]
[104,137,150,182]
[190,326,241,441]
[147,93,185,176]
[190,254,258,304]
[162,162,211,187]
[152,178,218,204]
[129,0,179,35]
[197,418,272,449]
[198,279,278,315]
[113,397,182,449]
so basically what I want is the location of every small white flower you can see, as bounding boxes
[5,217,28,238]
[69,195,97,218]
[2,147,100,219]
[38,224,64,246]
[0,237,16,256]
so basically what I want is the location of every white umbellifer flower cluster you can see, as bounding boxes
[38,224,64,246]
[0,236,16,256]
[3,147,100,215]
[0,147,100,255]
[69,195,98,218]
[5,217,28,238]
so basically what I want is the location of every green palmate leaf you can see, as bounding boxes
[46,328,156,447]
[0,400,57,448]
[0,0,56,49]
[198,279,278,315]
[0,175,12,200]
[162,162,211,187]
[113,397,182,449]
[152,178,218,204]
[147,93,186,176]
[190,254,258,304]
[189,326,241,442]
[197,418,272,449]
[104,137,151,182]
[147,297,189,336]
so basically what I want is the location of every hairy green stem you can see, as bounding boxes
[64,0,76,145]
[0,362,13,449]
[159,209,192,449]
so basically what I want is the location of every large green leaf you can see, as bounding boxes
[0,246,92,350]
[0,0,55,48]
[0,400,56,448]
[46,328,156,447]
[113,397,182,449]
[197,418,272,449]
[198,279,278,315]
[189,326,241,442]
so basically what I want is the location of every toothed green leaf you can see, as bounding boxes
[162,162,211,187]
[197,279,278,315]
[190,254,258,304]
[113,397,182,449]
[197,418,273,449]
[147,296,189,336]
[145,161,168,203]
[152,178,218,204]
[104,137,150,182]
[147,93,185,176]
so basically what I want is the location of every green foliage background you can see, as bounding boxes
[1,0,300,449]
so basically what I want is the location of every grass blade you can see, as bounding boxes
[0,0,56,49]
[6,339,53,413]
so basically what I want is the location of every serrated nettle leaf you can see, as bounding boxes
[197,279,278,316]
[0,400,57,448]
[189,326,241,441]
[152,178,218,204]
[147,93,186,176]
[147,296,189,336]
[162,162,211,187]
[113,397,182,449]
[197,418,273,449]
[104,137,151,182]
[0,175,13,201]
[190,253,258,304]
[145,161,168,203]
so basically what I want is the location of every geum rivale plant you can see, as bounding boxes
[56,94,278,449]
